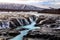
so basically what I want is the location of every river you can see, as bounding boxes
[10,19,39,40]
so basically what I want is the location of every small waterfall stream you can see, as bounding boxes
[10,17,39,40]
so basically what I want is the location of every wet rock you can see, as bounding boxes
[18,18,24,26]
[36,15,46,24]
[40,18,55,25]
[26,17,32,24]
[35,16,56,26]
[9,15,37,28]
[8,32,20,37]
[30,15,37,21]
[22,19,29,26]
[10,18,21,26]
[35,15,47,26]
[34,24,40,26]
[17,28,29,31]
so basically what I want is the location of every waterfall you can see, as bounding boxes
[8,15,41,40]
[18,18,29,26]
[24,18,29,25]
[16,18,22,25]
[22,19,27,26]
[30,15,37,21]
[10,16,40,40]
[11,18,21,27]
[19,19,24,26]
[29,17,33,22]
[0,15,37,30]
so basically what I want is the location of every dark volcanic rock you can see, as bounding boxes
[30,15,37,21]
[17,28,29,31]
[40,18,55,25]
[8,32,20,37]
[10,18,21,26]
[36,15,46,24]
[26,17,32,24]
[9,22,17,29]
[23,29,60,40]
[23,33,60,40]
[35,16,57,26]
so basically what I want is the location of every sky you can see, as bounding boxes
[0,0,60,8]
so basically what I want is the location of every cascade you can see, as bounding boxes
[10,18,21,27]
[16,18,22,26]
[18,19,23,26]
[24,18,29,25]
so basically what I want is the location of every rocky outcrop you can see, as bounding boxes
[23,27,60,40]
[35,15,46,26]
[23,33,60,40]
[0,29,20,40]
[35,15,60,28]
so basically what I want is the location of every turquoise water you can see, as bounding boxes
[10,21,39,40]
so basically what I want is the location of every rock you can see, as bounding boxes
[26,17,32,24]
[56,16,60,20]
[22,19,29,26]
[40,18,55,25]
[9,22,17,29]
[36,15,46,24]
[8,32,20,37]
[10,18,21,26]
[23,29,58,40]
[17,28,29,31]
[30,15,37,21]
[50,24,59,28]
[35,15,47,26]
[35,16,56,26]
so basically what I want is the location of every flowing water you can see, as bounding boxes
[10,17,39,40]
